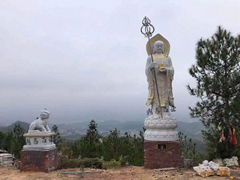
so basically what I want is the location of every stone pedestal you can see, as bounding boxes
[144,112,183,169]
[20,132,58,172]
[20,149,58,172]
[144,141,183,168]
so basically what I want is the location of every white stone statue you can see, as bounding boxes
[145,39,175,114]
[144,34,178,141]
[22,109,56,151]
[28,109,51,133]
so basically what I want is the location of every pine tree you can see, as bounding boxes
[102,128,121,161]
[81,120,102,158]
[85,120,100,142]
[188,26,240,159]
[12,124,25,158]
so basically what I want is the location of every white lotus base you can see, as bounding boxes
[144,112,178,141]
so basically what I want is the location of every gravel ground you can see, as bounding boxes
[0,166,237,180]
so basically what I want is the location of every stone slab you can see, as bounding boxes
[144,141,183,169]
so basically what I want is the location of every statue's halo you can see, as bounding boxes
[146,34,170,57]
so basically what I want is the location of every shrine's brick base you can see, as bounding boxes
[144,141,183,169]
[20,149,58,172]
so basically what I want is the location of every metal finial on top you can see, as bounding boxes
[140,16,155,38]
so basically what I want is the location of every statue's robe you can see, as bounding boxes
[145,54,174,111]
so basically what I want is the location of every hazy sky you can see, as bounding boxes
[0,0,240,125]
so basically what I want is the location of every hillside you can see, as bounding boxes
[56,120,206,152]
[56,120,204,140]
[0,121,29,133]
[0,120,205,151]
[0,120,204,140]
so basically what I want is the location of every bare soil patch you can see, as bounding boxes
[0,166,235,180]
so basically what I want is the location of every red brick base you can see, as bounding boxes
[144,141,183,169]
[20,149,58,172]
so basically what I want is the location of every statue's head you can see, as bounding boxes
[40,109,50,120]
[153,40,164,54]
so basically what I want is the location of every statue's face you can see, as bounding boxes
[40,110,50,119]
[40,112,49,119]
[153,41,164,54]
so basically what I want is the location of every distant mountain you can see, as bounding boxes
[0,120,204,140]
[0,120,206,152]
[56,120,203,139]
[0,121,29,133]
[177,121,204,141]
[177,121,206,152]
[56,120,144,140]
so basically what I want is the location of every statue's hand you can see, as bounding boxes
[149,62,157,70]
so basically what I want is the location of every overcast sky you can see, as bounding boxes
[0,0,240,125]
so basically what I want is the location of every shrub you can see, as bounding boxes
[103,159,121,169]
[57,155,103,169]
[178,132,205,166]
[58,156,81,169]
[118,155,128,166]
[80,157,103,169]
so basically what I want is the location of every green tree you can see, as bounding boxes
[0,124,25,158]
[102,128,121,161]
[78,120,102,158]
[56,119,144,167]
[0,132,6,150]
[188,26,240,159]
[102,129,144,166]
[12,124,25,158]
[85,120,100,141]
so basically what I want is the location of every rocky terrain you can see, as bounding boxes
[0,166,237,180]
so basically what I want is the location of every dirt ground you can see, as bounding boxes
[0,166,238,180]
